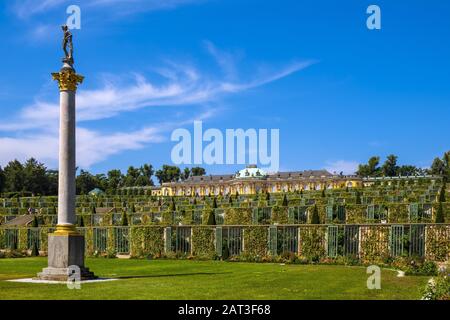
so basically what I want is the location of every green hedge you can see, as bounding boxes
[130,226,164,258]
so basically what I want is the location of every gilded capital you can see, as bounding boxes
[52,69,84,92]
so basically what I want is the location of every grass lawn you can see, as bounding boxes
[0,258,429,300]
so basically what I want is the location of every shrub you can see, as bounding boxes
[31,241,39,257]
[311,205,320,224]
[435,202,445,223]
[207,210,216,225]
[422,275,450,300]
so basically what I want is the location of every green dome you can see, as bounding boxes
[88,188,105,196]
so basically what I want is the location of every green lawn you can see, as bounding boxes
[0,258,429,300]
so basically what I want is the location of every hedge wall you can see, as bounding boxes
[191,227,216,258]
[243,226,268,258]
[130,226,164,258]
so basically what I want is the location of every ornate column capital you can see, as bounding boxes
[52,69,84,92]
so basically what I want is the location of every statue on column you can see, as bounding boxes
[62,25,74,66]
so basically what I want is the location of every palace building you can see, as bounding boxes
[159,165,362,197]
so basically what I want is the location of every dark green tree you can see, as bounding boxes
[356,156,381,177]
[31,241,39,257]
[191,167,206,177]
[356,191,362,204]
[78,215,85,227]
[121,211,129,226]
[3,159,25,193]
[0,166,4,194]
[207,209,216,225]
[311,205,320,224]
[439,184,446,203]
[282,194,288,207]
[381,154,399,177]
[435,202,445,223]
[76,170,98,195]
[155,165,181,184]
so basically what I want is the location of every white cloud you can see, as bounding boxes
[0,42,313,168]
[0,58,312,131]
[11,0,203,18]
[325,160,359,175]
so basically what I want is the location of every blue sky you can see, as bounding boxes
[0,0,449,176]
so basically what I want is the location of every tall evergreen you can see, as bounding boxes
[121,211,129,226]
[311,205,320,224]
[282,194,288,207]
[439,184,446,203]
[207,210,216,225]
[435,202,445,223]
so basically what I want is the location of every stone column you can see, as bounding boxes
[37,62,96,281]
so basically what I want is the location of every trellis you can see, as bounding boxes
[173,226,191,254]
[276,226,298,254]
[93,227,107,252]
[326,226,339,258]
[390,225,404,257]
[343,225,359,257]
[287,207,307,224]
[114,226,129,254]
[222,227,242,256]
[27,228,40,250]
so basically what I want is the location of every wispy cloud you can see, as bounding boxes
[11,0,204,19]
[0,42,313,168]
[0,55,312,132]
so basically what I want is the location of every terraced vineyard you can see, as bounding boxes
[0,176,449,264]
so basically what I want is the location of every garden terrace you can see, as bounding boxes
[0,178,447,226]
[0,224,448,264]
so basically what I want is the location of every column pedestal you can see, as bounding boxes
[37,230,96,281]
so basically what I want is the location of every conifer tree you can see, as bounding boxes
[311,205,320,224]
[435,202,445,223]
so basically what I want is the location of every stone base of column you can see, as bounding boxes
[37,267,96,281]
[36,231,97,281]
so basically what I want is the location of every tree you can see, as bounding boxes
[430,157,445,176]
[182,168,191,181]
[357,156,381,177]
[356,191,362,204]
[435,202,445,223]
[0,166,5,194]
[3,159,25,193]
[282,194,288,207]
[121,211,129,226]
[207,210,216,225]
[311,205,320,224]
[123,166,140,187]
[31,216,39,227]
[76,170,98,195]
[155,165,181,184]
[212,197,218,209]
[31,241,39,257]
[191,167,206,177]
[439,184,446,203]
[381,154,399,177]
[78,215,85,227]
[398,165,419,177]
[106,169,123,193]
[140,164,154,185]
